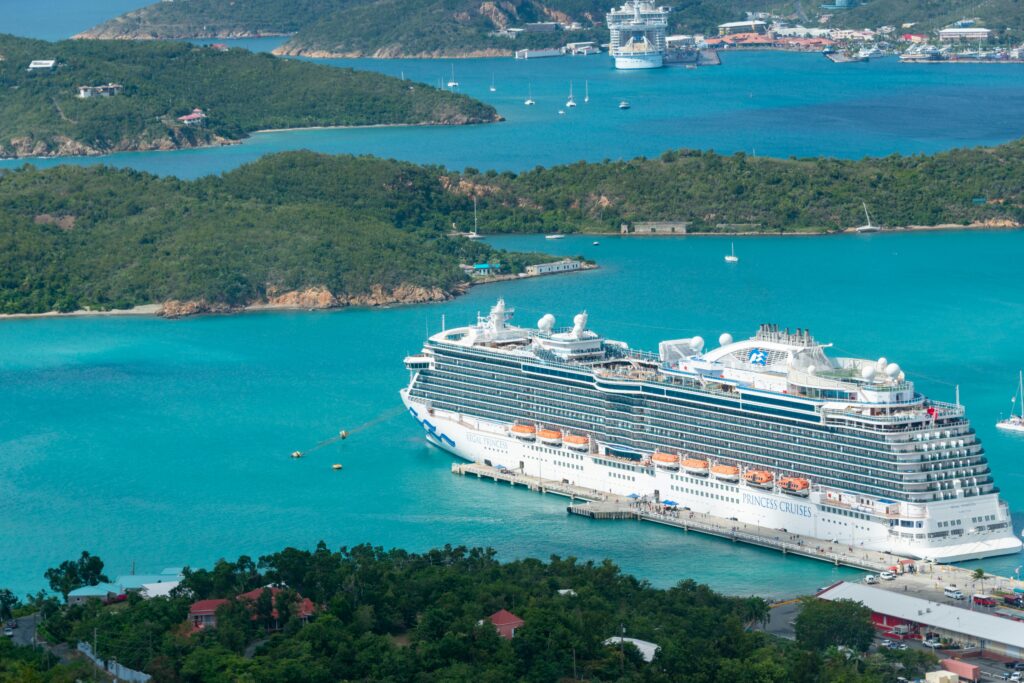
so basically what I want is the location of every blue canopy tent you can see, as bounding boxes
[661,500,679,507]
[627,493,640,499]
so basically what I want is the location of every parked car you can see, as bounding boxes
[880,570,896,580]
[2,627,13,638]
[923,639,942,649]
[865,574,879,584]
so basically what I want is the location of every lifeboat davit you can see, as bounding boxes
[510,424,537,441]
[711,464,740,483]
[779,477,811,497]
[682,458,709,476]
[538,428,563,446]
[652,452,680,470]
[564,434,590,452]
[743,470,774,490]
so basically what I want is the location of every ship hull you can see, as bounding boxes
[613,54,663,69]
[401,390,1022,563]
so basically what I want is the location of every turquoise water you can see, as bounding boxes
[3,48,1024,177]
[4,232,1024,597]
[0,0,147,41]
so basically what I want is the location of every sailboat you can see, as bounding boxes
[489,73,496,93]
[464,196,482,239]
[584,80,589,103]
[855,202,880,233]
[566,81,577,108]
[724,242,739,263]
[447,65,459,89]
[524,83,535,106]
[997,371,1024,433]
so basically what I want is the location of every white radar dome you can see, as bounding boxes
[719,333,733,346]
[861,365,876,380]
[876,357,888,372]
[573,312,588,328]
[897,371,906,382]
[885,363,901,378]
[538,314,555,333]
[691,336,705,353]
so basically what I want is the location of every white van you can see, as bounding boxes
[944,587,964,600]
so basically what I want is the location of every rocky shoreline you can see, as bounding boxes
[0,132,237,160]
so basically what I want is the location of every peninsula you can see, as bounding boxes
[0,34,498,159]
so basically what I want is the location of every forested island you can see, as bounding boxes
[76,0,1024,58]
[2,545,936,682]
[0,34,498,159]
[78,0,775,58]
[2,141,1022,315]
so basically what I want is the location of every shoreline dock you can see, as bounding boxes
[452,462,907,573]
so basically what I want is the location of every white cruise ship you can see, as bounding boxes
[606,1,670,69]
[401,300,1022,563]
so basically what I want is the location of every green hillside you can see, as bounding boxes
[827,0,1024,33]
[0,34,498,158]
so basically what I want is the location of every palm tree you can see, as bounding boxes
[973,567,987,593]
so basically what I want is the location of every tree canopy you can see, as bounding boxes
[795,597,876,653]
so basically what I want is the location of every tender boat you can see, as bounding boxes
[332,463,343,470]
[511,424,537,441]
[780,477,811,497]
[619,100,631,109]
[564,434,590,452]
[712,464,740,482]
[546,234,565,240]
[682,457,709,476]
[652,452,680,470]
[724,242,739,263]
[290,450,303,459]
[997,371,1024,433]
[538,428,563,445]
[743,470,774,490]
[592,241,600,245]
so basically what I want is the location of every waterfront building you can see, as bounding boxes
[939,27,992,42]
[606,1,670,69]
[401,301,1022,562]
[818,582,1024,658]
[718,21,768,36]
[524,259,583,275]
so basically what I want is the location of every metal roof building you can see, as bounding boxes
[819,581,1024,659]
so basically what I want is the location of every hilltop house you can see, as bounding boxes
[188,586,316,632]
[488,609,524,639]
[27,60,56,71]
[67,568,182,605]
[177,108,207,126]
[77,83,124,98]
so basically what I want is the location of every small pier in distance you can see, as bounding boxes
[452,462,908,573]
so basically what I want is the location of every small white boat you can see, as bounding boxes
[997,371,1024,433]
[618,100,630,110]
[558,109,565,115]
[446,65,459,89]
[489,73,496,92]
[566,81,577,108]
[855,202,880,233]
[592,241,600,245]
[724,242,739,263]
[584,80,589,103]
[546,234,565,240]
[525,83,535,106]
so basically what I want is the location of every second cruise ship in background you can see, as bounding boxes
[402,300,1022,563]
[606,1,670,69]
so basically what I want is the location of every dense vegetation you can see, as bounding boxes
[464,143,1024,233]
[3,139,1023,313]
[79,0,795,57]
[5,545,936,682]
[0,153,548,314]
[0,34,497,158]
[829,0,1024,34]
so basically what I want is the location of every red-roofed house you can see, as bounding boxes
[238,587,316,630]
[189,599,228,630]
[177,108,206,126]
[488,609,525,639]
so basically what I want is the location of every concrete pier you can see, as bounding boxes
[452,462,907,572]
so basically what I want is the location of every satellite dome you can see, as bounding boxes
[897,371,906,382]
[861,365,876,380]
[691,336,705,353]
[885,362,900,378]
[573,312,587,328]
[719,333,733,346]
[538,314,555,333]
[876,357,888,372]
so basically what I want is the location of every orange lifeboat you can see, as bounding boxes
[564,434,590,452]
[711,464,740,482]
[682,458,709,476]
[510,424,537,441]
[779,477,811,497]
[652,452,680,470]
[743,470,774,490]
[538,428,563,445]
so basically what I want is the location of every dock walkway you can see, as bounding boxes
[452,462,906,572]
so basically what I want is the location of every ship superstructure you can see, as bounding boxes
[401,300,1021,562]
[606,1,670,69]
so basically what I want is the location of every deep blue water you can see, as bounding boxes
[4,232,1024,597]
